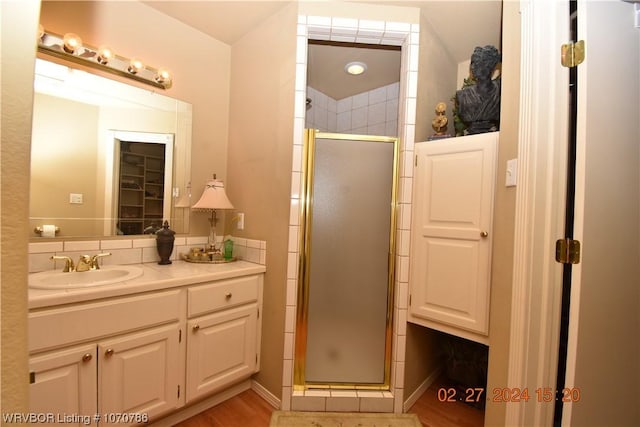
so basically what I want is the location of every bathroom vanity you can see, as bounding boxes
[28,261,265,425]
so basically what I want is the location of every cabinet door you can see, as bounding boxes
[30,344,97,426]
[409,133,497,340]
[186,304,257,402]
[98,323,181,422]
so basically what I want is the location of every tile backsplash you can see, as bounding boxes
[28,235,267,273]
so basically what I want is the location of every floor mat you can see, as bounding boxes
[269,411,422,427]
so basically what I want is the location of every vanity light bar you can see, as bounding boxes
[37,28,172,90]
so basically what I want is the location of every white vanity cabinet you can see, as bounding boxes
[29,344,97,426]
[185,275,262,403]
[98,323,182,418]
[29,290,185,425]
[28,263,265,425]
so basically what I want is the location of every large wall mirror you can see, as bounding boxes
[30,59,192,240]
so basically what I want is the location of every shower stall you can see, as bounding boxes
[294,129,398,390]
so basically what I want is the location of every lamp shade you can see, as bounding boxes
[192,179,234,210]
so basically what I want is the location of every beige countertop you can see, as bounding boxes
[28,260,266,310]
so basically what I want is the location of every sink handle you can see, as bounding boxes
[50,255,75,272]
[90,252,112,269]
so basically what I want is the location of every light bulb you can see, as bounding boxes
[155,67,172,85]
[62,33,82,54]
[96,45,115,65]
[128,58,143,74]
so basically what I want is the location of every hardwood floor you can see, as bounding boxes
[174,389,274,427]
[175,379,484,427]
[410,375,485,427]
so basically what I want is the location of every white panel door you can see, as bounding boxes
[185,304,257,402]
[564,2,640,425]
[409,132,497,339]
[30,344,97,426]
[98,323,181,422]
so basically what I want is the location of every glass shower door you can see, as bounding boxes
[297,130,398,387]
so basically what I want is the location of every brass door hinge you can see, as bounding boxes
[561,40,585,68]
[556,238,581,264]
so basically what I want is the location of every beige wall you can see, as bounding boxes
[1,0,40,414]
[31,94,101,236]
[39,1,232,237]
[484,1,519,425]
[402,9,460,398]
[225,3,299,399]
[414,12,458,142]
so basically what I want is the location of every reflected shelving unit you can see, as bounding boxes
[118,142,166,235]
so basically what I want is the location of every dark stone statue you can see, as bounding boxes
[456,46,501,135]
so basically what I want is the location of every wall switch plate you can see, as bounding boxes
[506,159,518,187]
[69,193,84,204]
[237,213,245,230]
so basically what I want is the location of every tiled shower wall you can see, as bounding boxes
[284,15,419,413]
[305,82,399,136]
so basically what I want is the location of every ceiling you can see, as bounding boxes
[144,1,502,99]
[307,43,402,100]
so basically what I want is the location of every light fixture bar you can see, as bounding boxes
[37,29,172,90]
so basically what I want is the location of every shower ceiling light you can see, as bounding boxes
[345,61,367,75]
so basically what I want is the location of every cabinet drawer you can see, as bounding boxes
[29,290,183,353]
[188,275,259,317]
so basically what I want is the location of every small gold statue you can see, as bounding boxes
[432,101,448,135]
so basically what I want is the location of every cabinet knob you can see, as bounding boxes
[104,348,114,357]
[193,325,200,332]
[480,231,489,238]
[82,353,93,363]
[225,292,233,299]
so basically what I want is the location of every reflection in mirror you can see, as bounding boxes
[30,59,192,239]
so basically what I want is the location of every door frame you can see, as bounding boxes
[105,130,174,235]
[506,0,570,425]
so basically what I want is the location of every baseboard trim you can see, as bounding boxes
[251,379,281,409]
[403,366,443,412]
[149,380,252,426]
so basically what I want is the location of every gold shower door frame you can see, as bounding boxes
[294,129,399,391]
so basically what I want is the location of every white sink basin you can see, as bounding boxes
[29,265,143,289]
